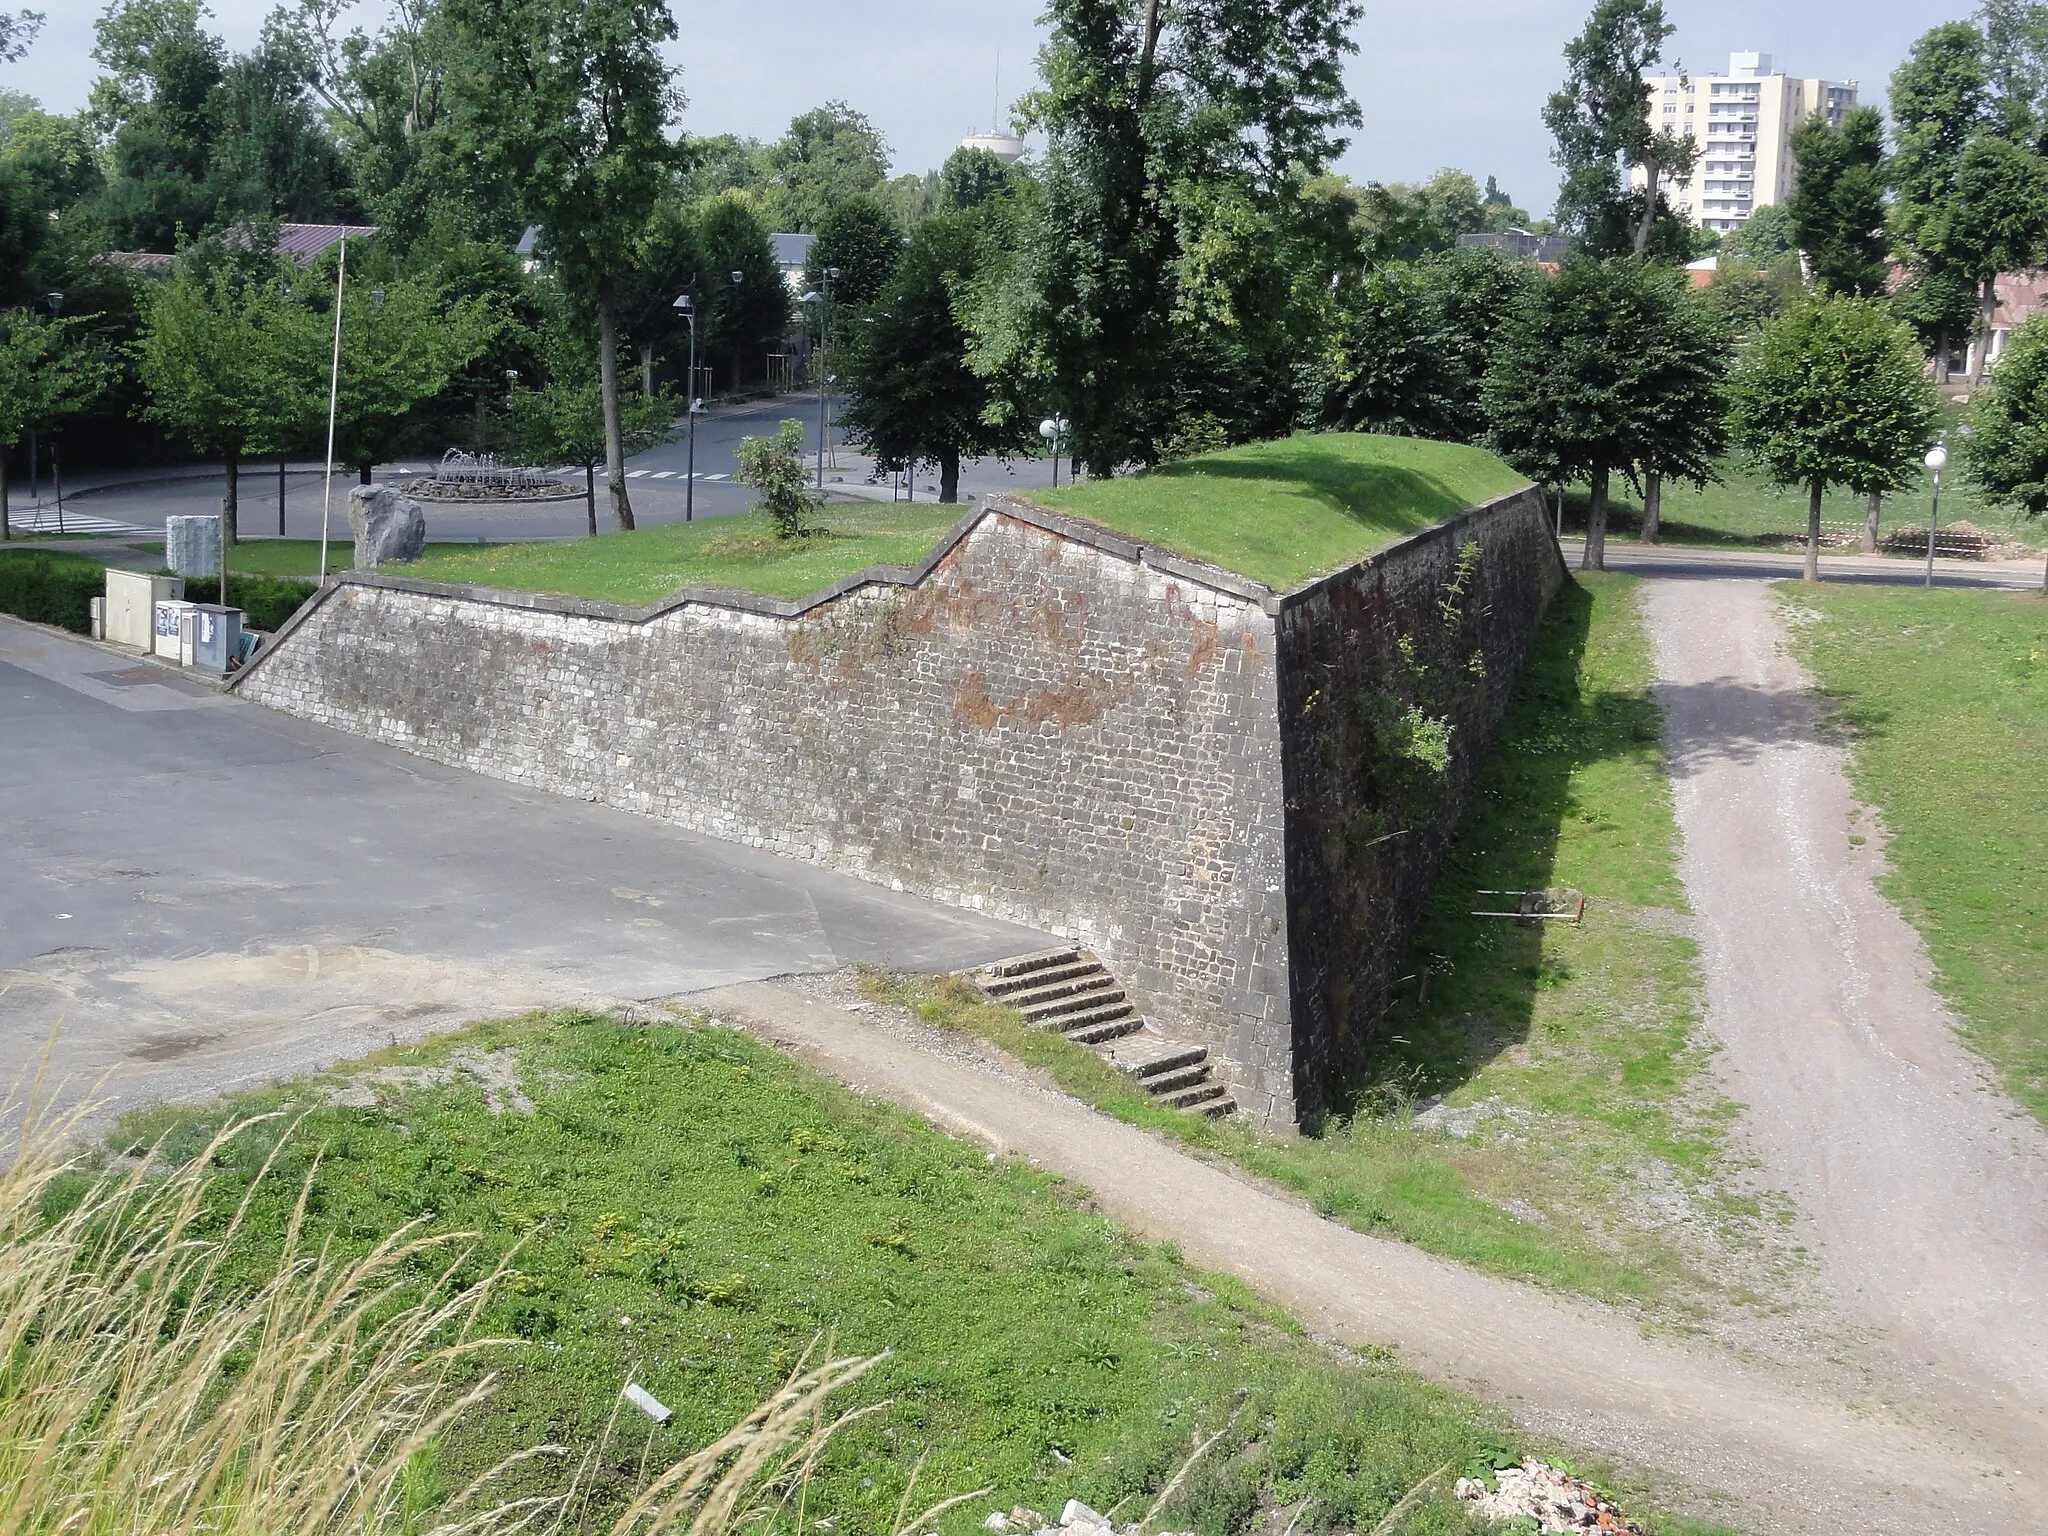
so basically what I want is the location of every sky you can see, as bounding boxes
[4,0,1985,219]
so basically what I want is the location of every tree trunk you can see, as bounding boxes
[586,465,597,538]
[1581,465,1608,572]
[1631,152,1659,255]
[598,289,635,532]
[1863,489,1882,554]
[222,453,240,547]
[1969,277,1996,389]
[1805,480,1824,583]
[1641,470,1662,544]
[1,449,10,540]
[1934,334,1952,385]
[639,343,655,399]
[1137,0,1162,100]
[938,450,961,505]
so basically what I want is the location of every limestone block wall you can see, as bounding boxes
[237,486,1566,1126]
[1272,486,1567,1123]
[239,502,1301,1120]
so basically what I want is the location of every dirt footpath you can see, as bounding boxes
[692,978,2032,1536]
[1645,579,2048,1466]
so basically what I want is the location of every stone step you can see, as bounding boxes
[1003,972,1118,1011]
[1052,999,1138,1032]
[1139,1063,1213,1096]
[983,959,1102,998]
[1125,1046,1209,1080]
[1064,1015,1145,1046]
[985,947,1082,980]
[1195,1094,1238,1119]
[1160,1081,1230,1112]
[1019,985,1127,1023]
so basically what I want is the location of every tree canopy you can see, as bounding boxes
[1788,105,1890,297]
[1962,310,2048,589]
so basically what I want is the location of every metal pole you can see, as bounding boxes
[318,238,347,582]
[816,273,832,493]
[26,430,35,508]
[279,457,287,536]
[685,313,697,523]
[52,441,62,533]
[1925,466,1941,588]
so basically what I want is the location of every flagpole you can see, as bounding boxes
[317,237,347,583]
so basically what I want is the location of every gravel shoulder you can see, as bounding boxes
[689,975,2033,1536]
[1644,579,2048,1466]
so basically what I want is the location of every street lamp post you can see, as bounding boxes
[673,291,699,522]
[1038,416,1069,488]
[1923,444,1948,589]
[42,292,63,532]
[799,269,839,492]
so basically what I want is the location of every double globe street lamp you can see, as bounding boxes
[1039,416,1070,488]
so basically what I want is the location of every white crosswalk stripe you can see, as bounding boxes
[7,509,155,537]
[626,469,649,478]
[650,471,675,479]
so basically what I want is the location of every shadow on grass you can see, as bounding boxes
[1146,450,1478,529]
[1328,577,1660,1112]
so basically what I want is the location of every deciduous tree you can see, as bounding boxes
[1788,105,1890,297]
[0,307,112,541]
[1962,309,2048,589]
[735,418,819,538]
[803,194,902,315]
[443,0,680,531]
[839,211,1033,503]
[1890,23,1993,377]
[759,102,890,233]
[1482,257,1727,569]
[507,372,674,536]
[1729,297,1943,578]
[1543,0,1696,259]
[696,193,789,394]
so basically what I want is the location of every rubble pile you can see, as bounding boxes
[983,1501,1192,1536]
[1454,1459,1640,1533]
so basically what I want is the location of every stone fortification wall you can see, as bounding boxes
[1272,486,1567,1124]
[238,484,1566,1126]
[239,501,1301,1120]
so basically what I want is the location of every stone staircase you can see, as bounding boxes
[973,947,1236,1118]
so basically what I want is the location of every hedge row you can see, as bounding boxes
[181,574,320,632]
[0,551,103,634]
[0,553,320,637]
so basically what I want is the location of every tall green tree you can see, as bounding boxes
[1543,0,1696,259]
[1729,297,1943,578]
[0,308,112,541]
[696,193,790,394]
[1482,258,1727,569]
[939,146,1017,212]
[444,0,680,531]
[981,0,1363,477]
[1978,0,2048,140]
[1949,136,2048,384]
[803,194,902,315]
[839,211,1033,504]
[1788,105,1890,297]
[321,261,498,479]
[759,102,891,232]
[134,257,314,545]
[615,197,706,397]
[1890,22,1994,377]
[1962,308,2048,589]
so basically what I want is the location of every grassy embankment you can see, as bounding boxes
[263,435,1528,606]
[1035,434,1530,592]
[96,1012,1526,1536]
[872,574,1772,1322]
[1556,459,2042,552]
[1780,584,2048,1125]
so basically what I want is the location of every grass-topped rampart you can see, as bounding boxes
[373,434,1526,608]
[1031,433,1531,593]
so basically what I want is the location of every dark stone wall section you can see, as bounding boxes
[239,485,1564,1127]
[1273,487,1567,1125]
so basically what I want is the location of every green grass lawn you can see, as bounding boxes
[877,575,1773,1321]
[1558,460,2044,553]
[98,1012,1529,1536]
[400,504,963,605]
[1035,435,1530,593]
[1779,584,2048,1126]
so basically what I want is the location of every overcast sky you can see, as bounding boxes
[6,0,1981,218]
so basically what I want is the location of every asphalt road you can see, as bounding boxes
[0,615,1040,1118]
[14,395,1054,546]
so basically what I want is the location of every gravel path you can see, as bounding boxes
[693,977,2032,1536]
[1645,578,2048,1467]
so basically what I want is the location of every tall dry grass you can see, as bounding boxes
[0,1096,976,1536]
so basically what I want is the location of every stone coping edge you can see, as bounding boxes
[229,482,1557,692]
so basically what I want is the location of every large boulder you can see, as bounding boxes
[348,484,426,568]
[164,514,220,576]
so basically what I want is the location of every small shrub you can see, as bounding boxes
[0,550,104,633]
[736,418,823,539]
[182,573,319,632]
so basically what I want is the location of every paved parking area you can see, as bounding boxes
[0,617,1039,1118]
